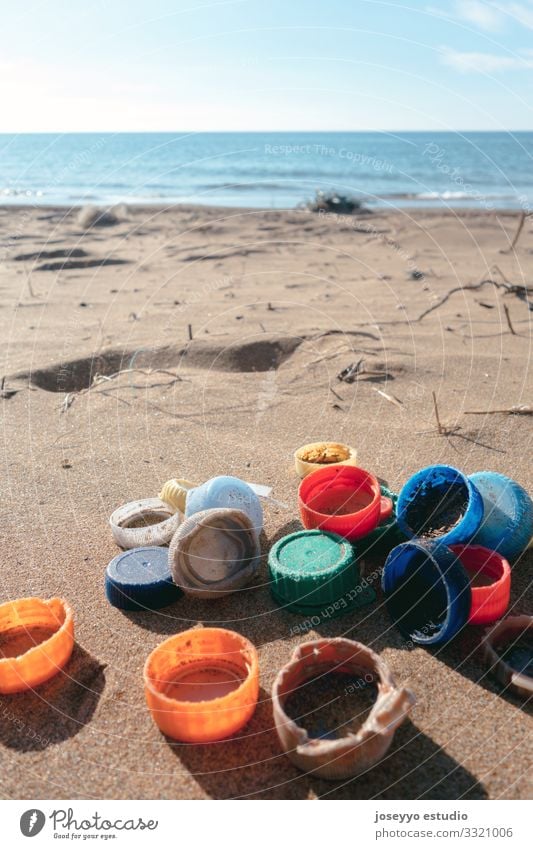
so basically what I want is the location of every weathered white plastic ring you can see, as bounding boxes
[109,497,182,550]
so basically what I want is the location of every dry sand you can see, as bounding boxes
[0,202,532,800]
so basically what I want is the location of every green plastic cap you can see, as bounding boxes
[268,529,374,615]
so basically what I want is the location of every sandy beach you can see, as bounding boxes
[0,202,532,800]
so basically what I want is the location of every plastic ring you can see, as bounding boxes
[382,539,472,645]
[272,637,415,780]
[105,546,181,611]
[169,508,261,599]
[482,615,533,698]
[144,627,259,742]
[449,544,511,625]
[298,465,386,541]
[396,464,484,546]
[268,529,375,615]
[109,497,182,549]
[0,597,74,694]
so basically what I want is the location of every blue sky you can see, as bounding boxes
[2,0,533,131]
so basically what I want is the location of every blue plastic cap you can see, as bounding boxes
[382,539,471,646]
[105,546,182,611]
[185,476,263,536]
[469,471,533,563]
[396,464,483,546]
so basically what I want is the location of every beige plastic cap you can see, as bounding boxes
[159,478,196,513]
[294,442,357,479]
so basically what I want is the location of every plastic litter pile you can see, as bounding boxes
[1,440,532,782]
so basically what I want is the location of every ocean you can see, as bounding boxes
[1,131,532,211]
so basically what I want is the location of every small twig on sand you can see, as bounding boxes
[502,211,528,253]
[0,375,17,399]
[329,385,344,401]
[503,304,517,335]
[372,387,403,408]
[433,390,443,434]
[418,391,460,439]
[337,358,365,383]
[415,265,533,321]
[464,405,533,416]
[60,394,75,413]
[23,265,37,299]
[59,368,184,413]
[188,324,193,341]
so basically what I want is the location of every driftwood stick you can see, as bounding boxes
[372,387,403,408]
[415,268,533,322]
[465,405,533,416]
[503,211,527,253]
[432,391,443,434]
[503,304,517,335]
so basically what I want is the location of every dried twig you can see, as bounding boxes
[464,405,533,416]
[59,368,184,413]
[337,358,365,383]
[503,304,517,335]
[432,390,443,434]
[0,375,17,399]
[502,211,528,253]
[372,387,403,408]
[329,385,344,401]
[60,394,75,413]
[415,266,533,321]
[188,323,193,341]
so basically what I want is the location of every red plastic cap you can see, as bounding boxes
[298,465,391,541]
[449,544,511,625]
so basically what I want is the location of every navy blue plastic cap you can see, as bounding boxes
[382,539,471,646]
[105,546,182,611]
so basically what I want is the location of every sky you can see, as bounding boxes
[1,0,533,131]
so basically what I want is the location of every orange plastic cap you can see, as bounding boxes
[144,627,259,743]
[0,597,74,694]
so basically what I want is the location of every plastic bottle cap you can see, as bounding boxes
[159,479,197,513]
[382,540,472,645]
[469,471,533,563]
[0,597,74,694]
[449,544,511,625]
[144,627,259,742]
[169,507,261,599]
[109,497,182,550]
[482,615,533,698]
[184,476,264,536]
[298,465,392,541]
[269,529,374,614]
[271,637,415,780]
[105,546,181,611]
[294,442,358,478]
[396,464,483,546]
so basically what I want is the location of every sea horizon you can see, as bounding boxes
[1,130,532,211]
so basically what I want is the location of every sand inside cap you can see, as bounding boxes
[0,626,57,659]
[308,487,373,516]
[164,662,246,702]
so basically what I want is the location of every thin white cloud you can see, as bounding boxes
[505,1,533,30]
[453,1,504,31]
[441,46,533,71]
